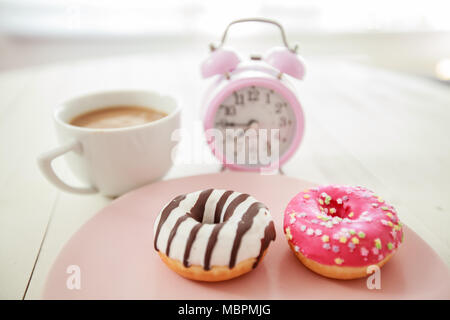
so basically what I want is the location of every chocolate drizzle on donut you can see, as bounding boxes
[190,188,214,222]
[223,194,250,221]
[229,202,266,268]
[214,190,233,223]
[165,215,189,256]
[203,190,235,270]
[183,223,202,267]
[154,194,186,251]
[253,221,276,268]
[154,190,276,270]
[204,224,223,270]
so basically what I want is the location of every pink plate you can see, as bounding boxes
[43,172,450,299]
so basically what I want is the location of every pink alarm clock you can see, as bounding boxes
[201,18,306,172]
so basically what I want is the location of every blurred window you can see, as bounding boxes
[0,0,449,38]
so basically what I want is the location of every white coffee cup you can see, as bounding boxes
[37,90,180,197]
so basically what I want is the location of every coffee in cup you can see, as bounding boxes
[70,106,167,129]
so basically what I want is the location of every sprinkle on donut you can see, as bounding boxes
[283,185,403,268]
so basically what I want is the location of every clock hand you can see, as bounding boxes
[246,120,259,130]
[218,119,258,128]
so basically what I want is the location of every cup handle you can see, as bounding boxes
[37,140,98,194]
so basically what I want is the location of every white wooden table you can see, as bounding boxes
[0,52,449,300]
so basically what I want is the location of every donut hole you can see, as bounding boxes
[183,190,255,225]
[186,212,219,225]
[317,196,355,219]
[179,189,229,225]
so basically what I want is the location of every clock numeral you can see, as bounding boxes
[279,116,288,128]
[220,104,236,116]
[266,93,271,104]
[275,102,287,114]
[247,87,259,102]
[233,92,244,105]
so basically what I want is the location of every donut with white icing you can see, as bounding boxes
[154,189,276,281]
[284,185,404,279]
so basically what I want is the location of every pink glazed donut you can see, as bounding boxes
[283,185,404,279]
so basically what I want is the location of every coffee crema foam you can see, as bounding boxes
[70,105,167,129]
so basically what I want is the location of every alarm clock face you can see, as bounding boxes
[212,85,297,169]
